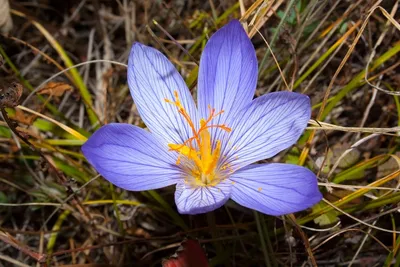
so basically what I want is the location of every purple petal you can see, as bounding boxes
[127,43,198,144]
[222,92,311,170]
[197,20,257,132]
[82,123,182,191]
[174,180,231,214]
[230,163,322,216]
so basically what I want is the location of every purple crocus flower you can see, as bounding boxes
[82,20,322,215]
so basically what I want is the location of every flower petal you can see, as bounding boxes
[127,43,198,144]
[197,20,257,128]
[222,92,311,170]
[230,163,322,216]
[82,123,182,191]
[174,180,231,214]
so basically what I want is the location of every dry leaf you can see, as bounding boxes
[38,82,73,97]
[10,109,34,125]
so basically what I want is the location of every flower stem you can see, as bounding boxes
[261,214,278,267]
[206,212,224,259]
[254,211,272,267]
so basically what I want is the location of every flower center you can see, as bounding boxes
[165,91,231,185]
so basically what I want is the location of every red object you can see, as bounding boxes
[162,238,209,267]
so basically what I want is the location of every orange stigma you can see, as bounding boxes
[165,91,231,185]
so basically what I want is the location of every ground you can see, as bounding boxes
[0,0,400,266]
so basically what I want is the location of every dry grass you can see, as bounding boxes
[0,0,400,266]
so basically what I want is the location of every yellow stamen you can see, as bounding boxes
[165,91,200,147]
[205,140,221,175]
[165,91,232,185]
[199,119,211,171]
[168,143,202,170]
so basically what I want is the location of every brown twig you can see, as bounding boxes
[287,214,317,267]
[0,230,47,264]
